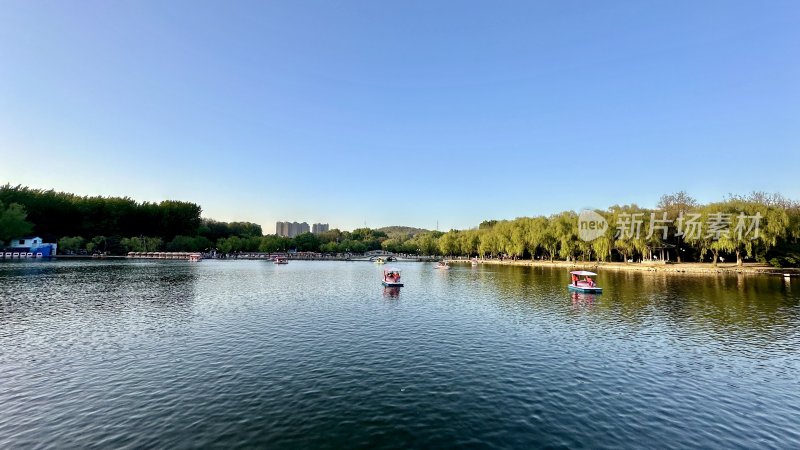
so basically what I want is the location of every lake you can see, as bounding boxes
[1,260,799,448]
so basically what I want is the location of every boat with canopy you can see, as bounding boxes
[568,270,602,293]
[382,267,404,287]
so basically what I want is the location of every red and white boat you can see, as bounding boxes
[382,267,403,287]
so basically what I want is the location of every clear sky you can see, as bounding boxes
[1,1,798,232]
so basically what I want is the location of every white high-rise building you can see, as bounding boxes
[275,221,287,236]
[276,221,311,237]
[312,223,329,234]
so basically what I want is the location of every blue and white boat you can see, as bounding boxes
[568,270,602,293]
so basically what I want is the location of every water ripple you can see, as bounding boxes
[1,260,799,448]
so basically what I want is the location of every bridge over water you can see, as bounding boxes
[351,255,439,262]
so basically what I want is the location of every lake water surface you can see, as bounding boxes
[1,260,799,448]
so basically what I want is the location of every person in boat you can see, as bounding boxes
[572,274,578,286]
[586,276,594,287]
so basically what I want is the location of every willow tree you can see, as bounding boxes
[458,229,480,257]
[478,230,500,258]
[539,219,560,261]
[711,199,790,266]
[552,211,578,261]
[413,232,440,256]
[684,203,726,265]
[587,212,613,262]
[657,191,698,262]
[756,205,790,262]
[438,230,460,257]
[496,220,525,258]
[608,205,649,263]
[643,211,670,261]
[523,216,545,259]
[491,221,512,257]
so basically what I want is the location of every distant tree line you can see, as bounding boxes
[0,185,259,254]
[1,185,798,267]
[424,191,800,268]
[0,184,201,241]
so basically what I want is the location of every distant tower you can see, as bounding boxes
[312,223,329,234]
[277,220,319,237]
[276,221,293,237]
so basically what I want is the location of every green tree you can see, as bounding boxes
[293,232,321,252]
[320,241,340,253]
[608,206,648,263]
[0,184,205,243]
[228,222,263,238]
[553,212,578,261]
[591,234,613,262]
[438,230,459,256]
[120,236,163,253]
[657,191,698,262]
[478,229,500,257]
[86,236,108,253]
[509,220,527,258]
[166,235,211,252]
[381,238,402,253]
[684,204,722,265]
[0,201,34,245]
[159,201,203,240]
[58,236,86,253]
[217,236,243,253]
[526,217,558,261]
[319,229,344,244]
[710,199,789,266]
[458,229,480,257]
[413,232,440,256]
[259,235,289,253]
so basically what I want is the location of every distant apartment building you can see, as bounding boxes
[312,223,329,234]
[275,221,310,238]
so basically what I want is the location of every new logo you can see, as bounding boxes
[578,210,608,242]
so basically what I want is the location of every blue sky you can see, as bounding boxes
[2,1,798,232]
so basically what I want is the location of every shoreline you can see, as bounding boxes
[446,258,799,277]
[6,255,798,277]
